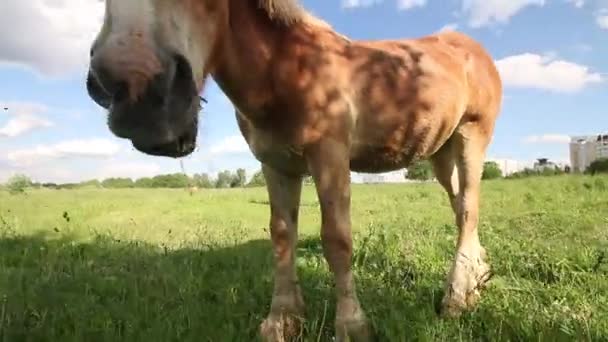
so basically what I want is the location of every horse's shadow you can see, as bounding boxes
[0,232,592,341]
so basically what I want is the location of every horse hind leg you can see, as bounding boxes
[434,120,493,318]
[259,164,306,342]
[431,138,459,214]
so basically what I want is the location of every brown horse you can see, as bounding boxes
[86,0,502,340]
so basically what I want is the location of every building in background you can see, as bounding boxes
[569,133,608,172]
[487,158,529,176]
[351,169,410,184]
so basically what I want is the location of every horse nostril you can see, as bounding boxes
[90,40,100,58]
[113,82,129,103]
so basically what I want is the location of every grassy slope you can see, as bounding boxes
[0,175,607,341]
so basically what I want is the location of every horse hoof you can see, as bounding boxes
[260,313,304,342]
[438,262,493,318]
[335,317,374,342]
[438,288,479,318]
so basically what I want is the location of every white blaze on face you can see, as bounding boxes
[105,0,155,33]
[98,0,219,91]
[169,6,219,89]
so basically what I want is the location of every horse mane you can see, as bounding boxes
[257,0,333,29]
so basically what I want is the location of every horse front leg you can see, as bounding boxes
[259,164,305,342]
[306,139,372,342]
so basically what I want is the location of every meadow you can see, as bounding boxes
[0,175,607,341]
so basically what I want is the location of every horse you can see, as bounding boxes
[86,1,502,340]
[187,186,199,196]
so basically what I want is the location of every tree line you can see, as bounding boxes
[404,158,608,181]
[3,158,608,194]
[2,169,267,194]
[78,169,257,189]
[404,160,505,181]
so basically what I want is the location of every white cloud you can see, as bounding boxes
[342,0,383,8]
[567,0,585,7]
[0,0,104,77]
[397,0,427,10]
[597,9,608,29]
[522,134,571,144]
[0,158,162,184]
[209,135,250,155]
[0,116,53,138]
[495,53,603,92]
[95,161,162,180]
[438,23,460,32]
[0,101,54,137]
[6,138,122,167]
[342,0,426,10]
[462,0,545,28]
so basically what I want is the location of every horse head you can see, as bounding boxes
[86,0,228,157]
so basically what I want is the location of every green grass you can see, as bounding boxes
[0,175,607,341]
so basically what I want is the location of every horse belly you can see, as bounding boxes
[349,116,453,173]
[349,143,419,173]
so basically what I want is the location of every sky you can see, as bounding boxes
[0,0,607,183]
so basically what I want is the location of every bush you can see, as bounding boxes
[507,166,565,179]
[150,174,189,188]
[247,170,266,187]
[406,160,434,181]
[587,158,608,175]
[5,174,32,194]
[482,161,503,180]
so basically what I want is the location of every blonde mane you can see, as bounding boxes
[258,0,333,29]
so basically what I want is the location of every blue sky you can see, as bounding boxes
[1,0,607,183]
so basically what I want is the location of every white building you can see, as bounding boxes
[351,169,410,184]
[569,133,608,172]
[487,158,529,176]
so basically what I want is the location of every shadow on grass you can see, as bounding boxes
[0,232,603,341]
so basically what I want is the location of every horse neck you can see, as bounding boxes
[210,0,291,113]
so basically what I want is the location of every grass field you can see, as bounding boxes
[1,175,607,341]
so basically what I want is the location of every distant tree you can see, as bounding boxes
[482,161,503,180]
[541,166,564,176]
[135,177,155,188]
[150,174,189,188]
[507,165,565,179]
[232,168,247,188]
[587,158,608,175]
[193,173,213,188]
[79,179,101,188]
[215,170,232,188]
[5,174,32,194]
[406,160,434,181]
[57,183,79,190]
[101,178,134,188]
[247,170,266,187]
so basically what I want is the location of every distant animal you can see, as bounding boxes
[187,186,199,196]
[86,1,502,340]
